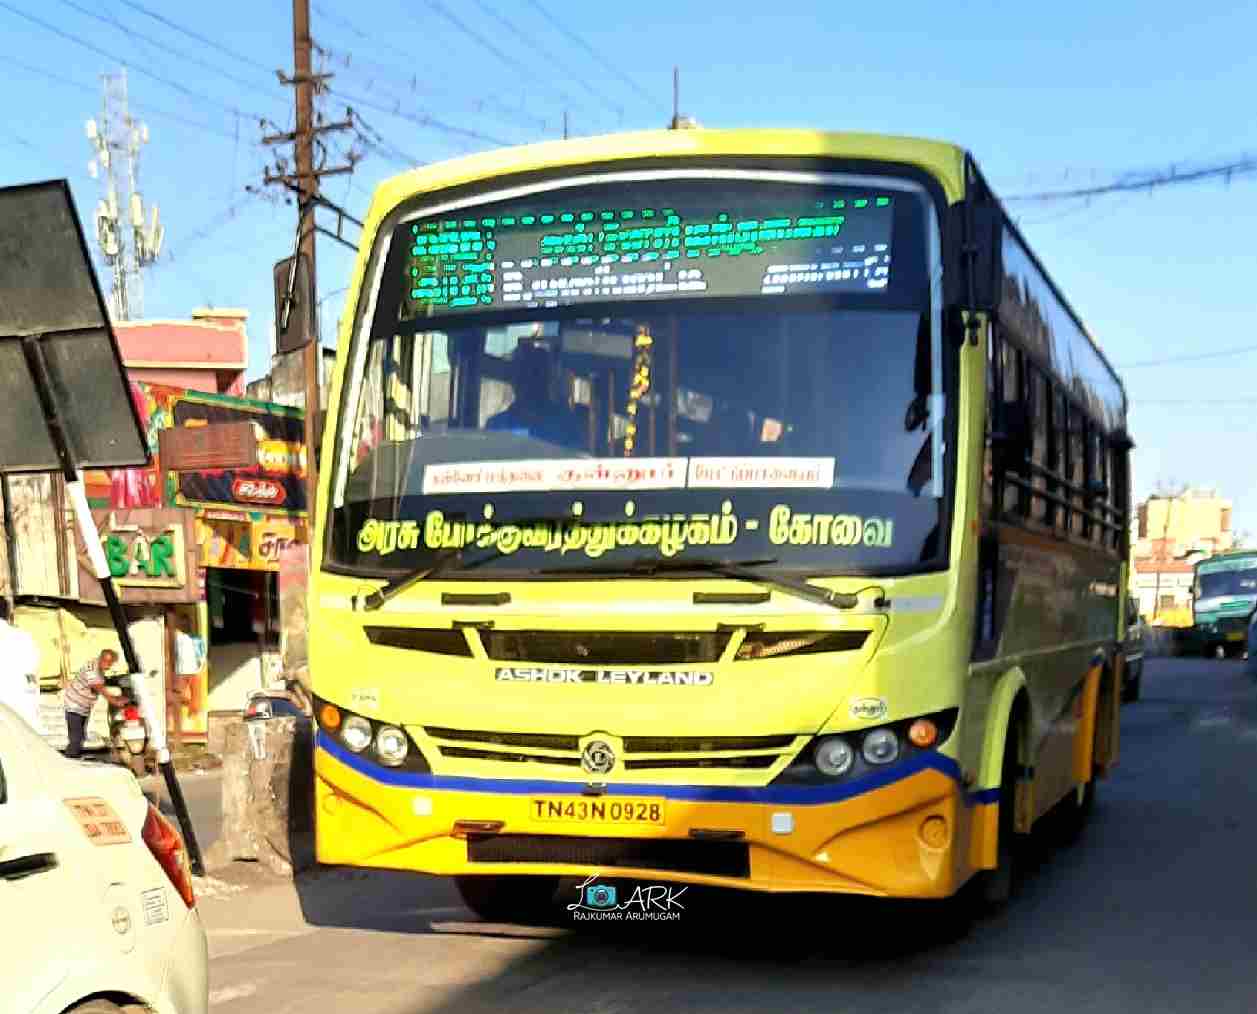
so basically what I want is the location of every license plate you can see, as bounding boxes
[121,725,147,741]
[1227,632,1245,642]
[530,797,665,826]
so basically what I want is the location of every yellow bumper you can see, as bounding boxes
[314,736,995,898]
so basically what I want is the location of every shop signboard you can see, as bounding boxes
[169,392,306,516]
[75,508,200,605]
[196,514,308,572]
[84,383,306,518]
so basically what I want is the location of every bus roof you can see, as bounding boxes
[363,128,969,228]
[1195,549,1257,572]
[346,128,1124,432]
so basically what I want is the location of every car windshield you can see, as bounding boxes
[326,171,948,578]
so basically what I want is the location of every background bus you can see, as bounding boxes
[309,128,1130,919]
[1192,549,1257,657]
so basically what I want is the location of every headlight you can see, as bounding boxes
[342,715,373,753]
[375,725,409,767]
[862,727,900,765]
[813,736,855,777]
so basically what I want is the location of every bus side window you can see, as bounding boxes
[1030,368,1050,525]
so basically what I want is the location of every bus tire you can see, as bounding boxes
[977,722,1024,910]
[454,874,559,924]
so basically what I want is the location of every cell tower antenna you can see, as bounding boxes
[86,69,162,320]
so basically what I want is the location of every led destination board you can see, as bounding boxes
[400,181,896,318]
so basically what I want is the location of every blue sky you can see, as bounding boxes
[3,0,1257,532]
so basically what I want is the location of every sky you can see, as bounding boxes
[3,0,1257,532]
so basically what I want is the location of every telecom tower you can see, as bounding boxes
[86,70,163,321]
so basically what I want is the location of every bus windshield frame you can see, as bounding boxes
[325,167,952,581]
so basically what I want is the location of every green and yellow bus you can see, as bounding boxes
[309,128,1133,916]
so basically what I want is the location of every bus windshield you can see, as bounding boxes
[1198,567,1257,599]
[327,172,948,578]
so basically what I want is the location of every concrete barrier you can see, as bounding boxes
[220,716,315,876]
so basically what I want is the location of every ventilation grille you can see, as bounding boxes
[439,746,579,767]
[424,727,802,773]
[482,630,730,664]
[364,627,471,657]
[622,734,796,753]
[467,834,750,878]
[735,630,869,660]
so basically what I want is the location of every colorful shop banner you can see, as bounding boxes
[170,391,306,516]
[84,382,306,517]
[197,515,308,572]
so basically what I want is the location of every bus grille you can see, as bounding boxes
[467,834,750,878]
[422,727,803,773]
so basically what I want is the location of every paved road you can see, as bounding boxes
[144,768,223,854]
[199,656,1257,1013]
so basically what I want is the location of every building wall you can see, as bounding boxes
[1137,490,1234,555]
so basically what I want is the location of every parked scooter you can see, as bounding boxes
[104,673,149,777]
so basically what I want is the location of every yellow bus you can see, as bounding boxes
[309,128,1133,918]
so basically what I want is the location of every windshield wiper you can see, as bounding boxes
[360,514,582,611]
[541,556,885,613]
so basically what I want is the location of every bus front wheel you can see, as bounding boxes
[977,724,1025,910]
[454,874,560,924]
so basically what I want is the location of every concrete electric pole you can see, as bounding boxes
[86,70,163,321]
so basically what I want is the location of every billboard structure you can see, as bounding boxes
[0,179,203,873]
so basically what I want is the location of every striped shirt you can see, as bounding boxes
[64,662,106,717]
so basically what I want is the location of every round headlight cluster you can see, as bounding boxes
[862,727,901,765]
[341,715,373,752]
[814,736,855,777]
[374,725,410,767]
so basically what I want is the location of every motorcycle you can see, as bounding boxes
[104,674,150,778]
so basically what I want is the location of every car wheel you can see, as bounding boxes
[454,874,560,923]
[69,1002,144,1013]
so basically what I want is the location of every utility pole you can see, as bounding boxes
[86,70,163,321]
[264,0,357,517]
[293,0,319,518]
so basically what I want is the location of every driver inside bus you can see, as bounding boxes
[486,340,587,450]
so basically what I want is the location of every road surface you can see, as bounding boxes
[144,767,224,854]
[198,656,1257,1013]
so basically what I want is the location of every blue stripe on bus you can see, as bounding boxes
[316,732,1001,807]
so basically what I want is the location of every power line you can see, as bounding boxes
[0,0,266,120]
[1007,155,1257,203]
[471,0,623,122]
[1,127,39,153]
[326,84,513,148]
[522,0,660,112]
[53,0,286,113]
[156,192,262,268]
[427,0,582,114]
[1117,343,1257,370]
[352,111,424,169]
[7,54,247,143]
[316,39,552,132]
[115,0,275,75]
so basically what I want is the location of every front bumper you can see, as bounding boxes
[314,734,997,899]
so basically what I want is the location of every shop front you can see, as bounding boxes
[66,507,202,750]
[82,382,308,744]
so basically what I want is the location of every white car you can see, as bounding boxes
[0,702,208,1014]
